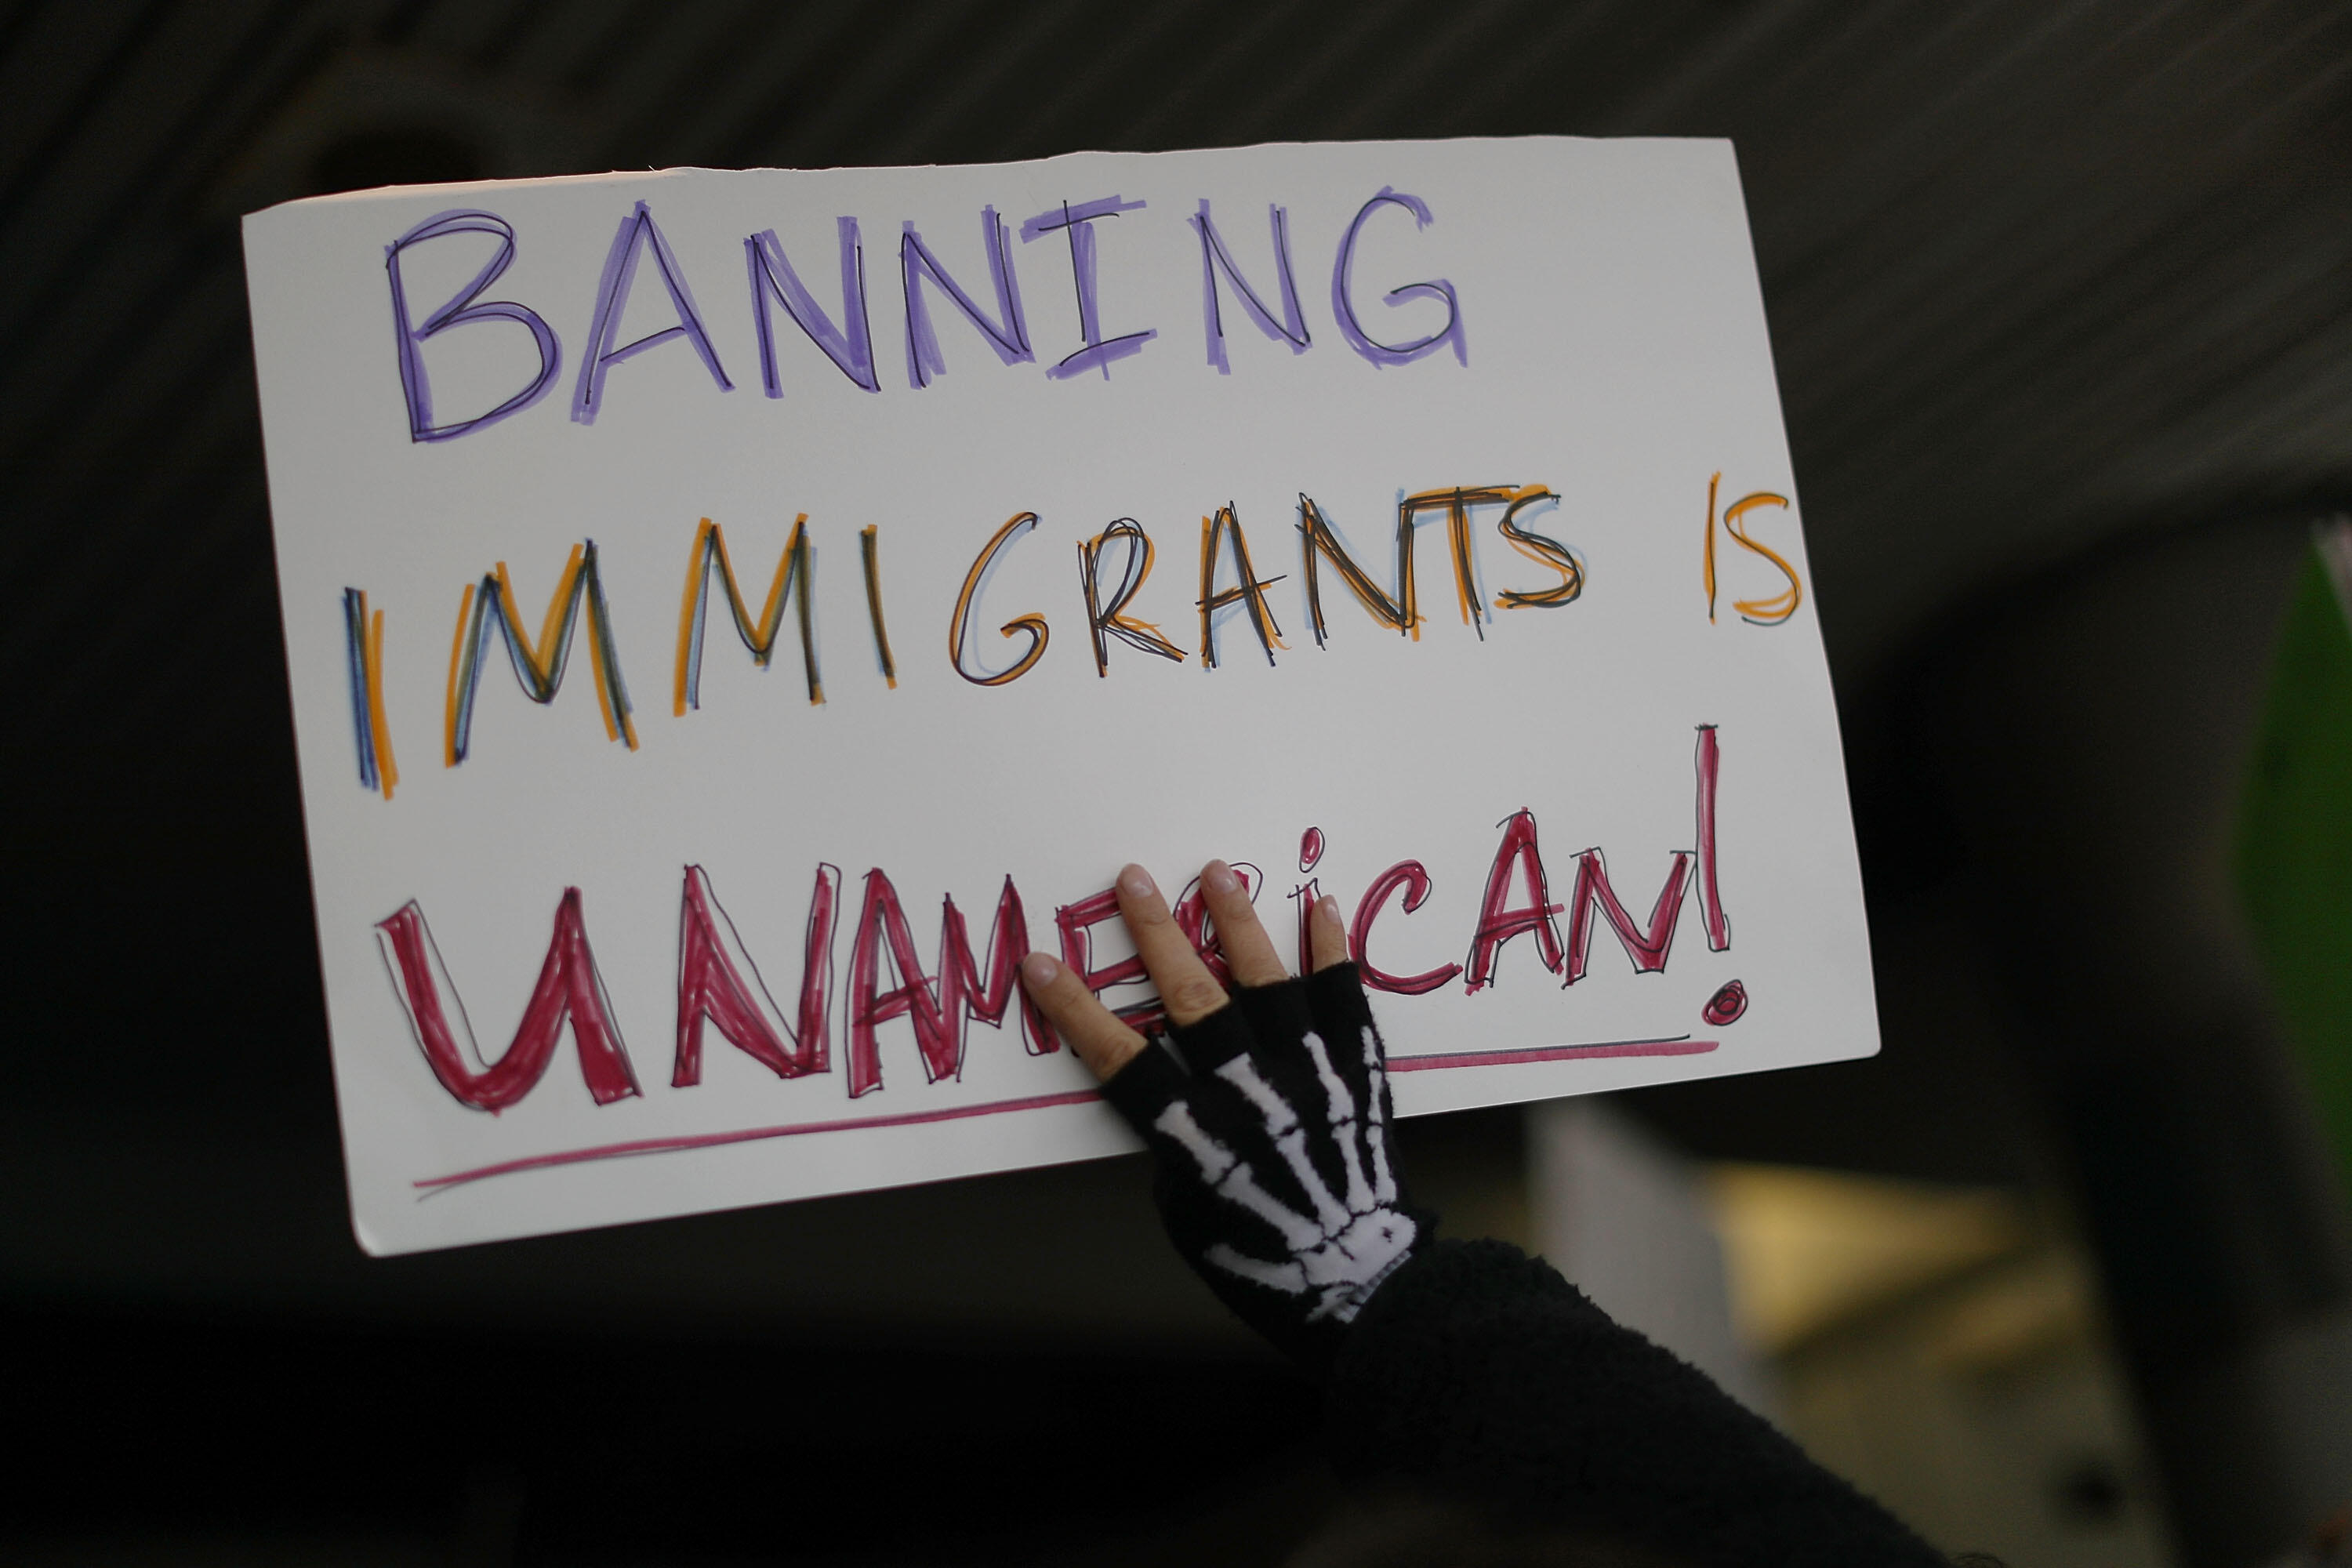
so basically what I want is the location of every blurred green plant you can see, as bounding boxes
[2236,520,2352,1205]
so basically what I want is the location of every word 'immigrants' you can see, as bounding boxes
[339,484,1600,793]
[375,726,1730,1120]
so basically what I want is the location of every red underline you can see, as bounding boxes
[414,1088,1104,1193]
[415,1036,1719,1194]
[1388,1036,1715,1072]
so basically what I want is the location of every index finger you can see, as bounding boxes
[1115,864,1230,1028]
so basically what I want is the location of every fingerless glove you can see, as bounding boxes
[1101,962,1436,1368]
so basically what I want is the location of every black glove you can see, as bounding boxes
[1100,961,1437,1368]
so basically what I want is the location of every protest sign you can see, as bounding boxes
[242,137,1876,1255]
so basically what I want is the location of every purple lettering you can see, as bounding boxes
[746,219,880,394]
[384,209,561,443]
[1192,200,1308,372]
[572,201,733,426]
[1331,187,1467,369]
[1020,196,1156,380]
[900,207,1033,388]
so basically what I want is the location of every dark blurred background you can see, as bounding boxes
[5,2,2350,1564]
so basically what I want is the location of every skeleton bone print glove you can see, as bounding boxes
[1101,962,1436,1367]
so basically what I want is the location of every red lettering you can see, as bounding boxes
[1352,859,1465,995]
[1696,724,1730,951]
[849,871,1051,1097]
[1056,887,1142,996]
[940,877,1055,1059]
[673,863,840,1088]
[376,888,640,1112]
[1462,810,1563,993]
[1563,848,1694,984]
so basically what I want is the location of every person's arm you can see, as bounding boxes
[1327,1239,1948,1566]
[1020,861,1947,1566]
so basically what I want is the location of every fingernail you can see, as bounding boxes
[1119,864,1156,898]
[1318,894,1341,921]
[1204,859,1239,894]
[1021,951,1060,987]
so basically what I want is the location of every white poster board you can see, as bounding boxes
[243,137,1877,1257]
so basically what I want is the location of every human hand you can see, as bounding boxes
[1019,861,1433,1367]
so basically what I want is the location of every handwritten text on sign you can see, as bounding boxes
[243,139,1877,1254]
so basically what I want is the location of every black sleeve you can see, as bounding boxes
[1323,1239,1951,1568]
